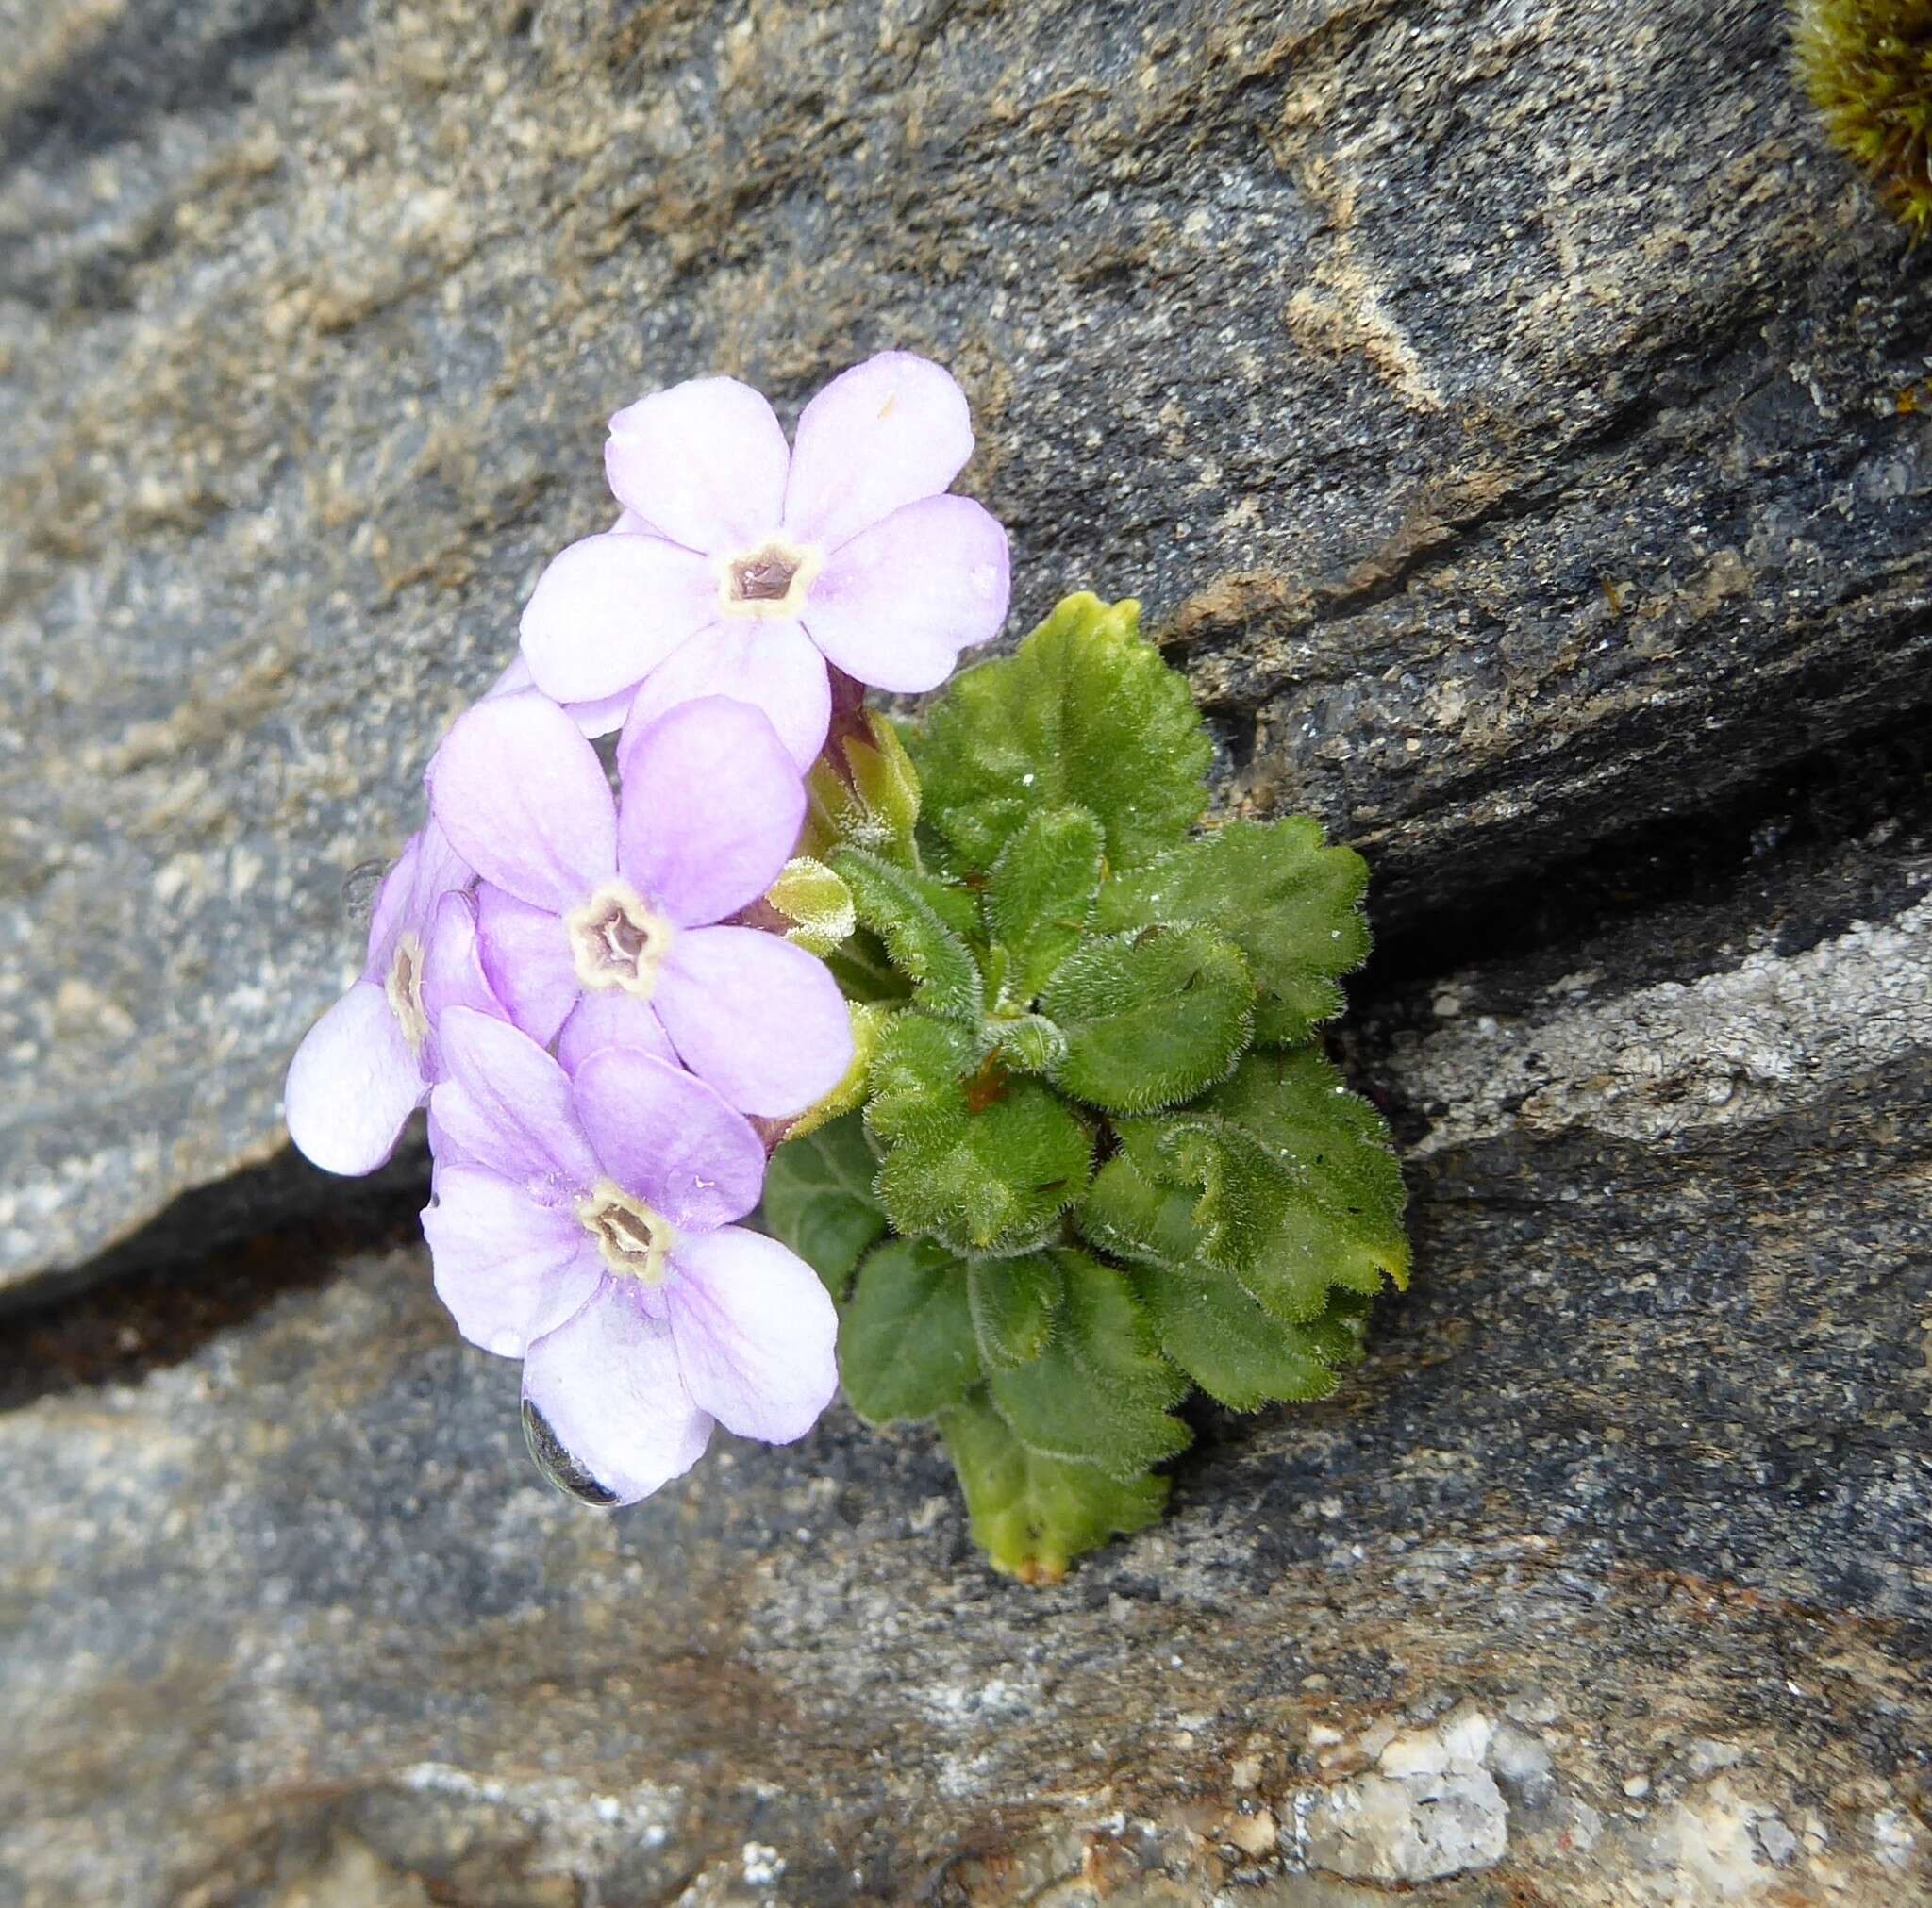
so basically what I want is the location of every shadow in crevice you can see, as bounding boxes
[1364,695,1932,998]
[0,1141,427,1412]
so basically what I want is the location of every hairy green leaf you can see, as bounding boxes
[839,1237,980,1424]
[912,594,1212,875]
[1098,819,1371,1045]
[760,1111,886,1301]
[988,1251,1189,1479]
[1074,1152,1206,1270]
[803,707,923,864]
[764,855,857,958]
[1135,1265,1342,1410]
[832,847,983,1023]
[984,805,1106,1004]
[986,1012,1068,1077]
[967,1253,1064,1370]
[939,1387,1168,1584]
[1124,1049,1409,1321]
[1041,926,1254,1113]
[866,1015,1093,1256]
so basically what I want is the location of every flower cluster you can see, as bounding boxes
[285,354,1010,1502]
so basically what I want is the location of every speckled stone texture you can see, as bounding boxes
[4,797,1929,1904]
[4,0,1931,1901]
[4,0,1930,1292]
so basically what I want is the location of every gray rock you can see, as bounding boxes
[3,791,1929,1904]
[6,0,1932,1902]
[1299,1767,1509,1883]
[5,0,1932,1295]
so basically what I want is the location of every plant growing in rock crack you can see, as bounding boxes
[286,353,1408,1579]
[763,593,1409,1581]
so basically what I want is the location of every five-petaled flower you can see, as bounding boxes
[288,353,1003,1507]
[426,690,851,1118]
[425,1008,839,1503]
[285,821,509,1174]
[518,352,1010,767]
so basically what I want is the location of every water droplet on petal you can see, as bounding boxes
[342,858,389,926]
[523,1399,619,1508]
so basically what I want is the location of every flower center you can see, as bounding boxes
[565,882,675,997]
[384,931,430,1055]
[716,535,822,622]
[577,1180,677,1285]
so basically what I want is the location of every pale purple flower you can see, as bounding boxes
[518,352,1011,767]
[284,821,506,1174]
[426,689,851,1118]
[424,1006,839,1502]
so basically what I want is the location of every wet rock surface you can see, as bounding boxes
[4,0,1931,1901]
[5,0,1931,1292]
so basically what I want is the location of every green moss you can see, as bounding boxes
[1795,0,1932,236]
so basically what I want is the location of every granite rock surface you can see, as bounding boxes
[4,0,1931,1901]
[4,796,1928,1905]
[4,0,1930,1291]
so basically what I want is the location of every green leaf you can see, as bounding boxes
[938,1387,1168,1584]
[831,847,983,1023]
[988,1250,1189,1479]
[984,805,1106,1004]
[1040,925,1254,1113]
[985,1012,1067,1076]
[1135,1266,1343,1410]
[967,1253,1064,1370]
[760,1111,887,1301]
[839,1237,980,1424]
[803,707,923,864]
[912,593,1212,876]
[1124,1049,1409,1322]
[1074,1152,1205,1270]
[764,855,857,957]
[866,1014,1094,1256]
[1098,818,1371,1045]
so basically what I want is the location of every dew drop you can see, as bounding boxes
[523,1399,619,1507]
[341,858,389,926]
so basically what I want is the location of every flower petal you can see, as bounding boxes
[421,890,508,1083]
[423,1167,603,1359]
[422,890,504,1021]
[654,926,853,1118]
[615,697,806,928]
[666,1227,839,1442]
[618,619,831,771]
[475,885,579,1046]
[782,352,974,553]
[490,652,635,738]
[555,991,677,1074]
[519,532,718,705]
[404,816,474,919]
[604,376,790,555]
[430,1006,597,1194]
[284,981,425,1176]
[522,1281,715,1505]
[571,1047,766,1231]
[427,691,616,913]
[363,833,423,976]
[802,494,1010,693]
